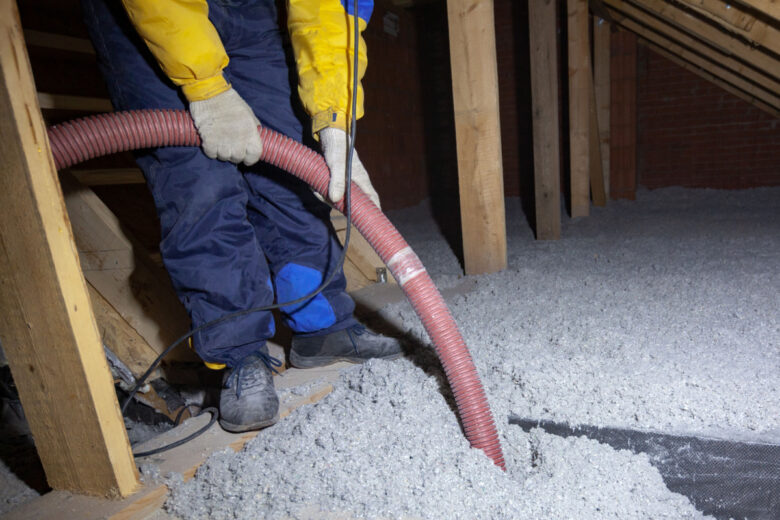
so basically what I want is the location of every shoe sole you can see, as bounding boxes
[289,351,403,369]
[219,413,279,433]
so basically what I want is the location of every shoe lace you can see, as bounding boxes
[225,351,282,398]
[346,324,368,355]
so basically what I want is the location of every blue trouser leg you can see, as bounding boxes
[81,0,355,367]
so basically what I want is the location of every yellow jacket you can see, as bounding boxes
[121,0,372,135]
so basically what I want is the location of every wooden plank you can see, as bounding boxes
[330,210,396,290]
[588,78,607,207]
[88,283,161,379]
[608,8,780,114]
[528,0,561,240]
[568,0,591,217]
[733,0,780,23]
[616,0,780,81]
[603,0,780,106]
[23,29,95,54]
[69,168,146,186]
[0,1,139,497]
[335,227,396,284]
[682,0,780,56]
[639,39,780,117]
[4,364,345,520]
[37,92,113,112]
[593,16,611,199]
[59,173,195,363]
[446,0,507,275]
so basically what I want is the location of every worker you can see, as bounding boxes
[80,0,402,433]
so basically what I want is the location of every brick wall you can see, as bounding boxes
[611,30,638,200]
[494,0,534,201]
[637,45,780,190]
[360,1,429,210]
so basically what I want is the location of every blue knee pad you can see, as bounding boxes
[275,263,337,333]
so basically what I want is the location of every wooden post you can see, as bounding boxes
[0,1,139,497]
[567,0,591,217]
[593,16,611,199]
[447,0,507,274]
[589,81,607,207]
[528,0,561,240]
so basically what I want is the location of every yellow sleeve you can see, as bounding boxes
[121,0,231,102]
[287,0,371,136]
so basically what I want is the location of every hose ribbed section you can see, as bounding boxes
[47,109,505,469]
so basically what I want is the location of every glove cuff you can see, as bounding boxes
[312,108,349,139]
[182,73,231,102]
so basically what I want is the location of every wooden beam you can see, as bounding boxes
[616,0,780,80]
[593,16,611,199]
[23,29,95,54]
[528,0,561,240]
[59,173,195,363]
[681,0,780,56]
[69,168,146,186]
[446,0,507,275]
[640,38,780,117]
[603,0,780,101]
[607,7,780,114]
[732,0,780,23]
[37,92,113,112]
[568,0,591,217]
[0,1,138,497]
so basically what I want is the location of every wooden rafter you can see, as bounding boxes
[733,0,780,24]
[607,8,779,115]
[678,0,780,56]
[609,0,779,81]
[602,0,780,108]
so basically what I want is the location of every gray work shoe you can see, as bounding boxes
[218,352,282,433]
[289,324,403,369]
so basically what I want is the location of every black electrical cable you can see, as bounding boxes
[132,407,218,458]
[128,0,362,458]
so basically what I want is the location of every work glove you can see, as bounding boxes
[189,88,263,166]
[319,127,381,210]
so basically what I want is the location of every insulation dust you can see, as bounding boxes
[165,187,779,519]
[0,460,38,515]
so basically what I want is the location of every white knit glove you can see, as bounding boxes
[189,88,263,166]
[319,127,381,209]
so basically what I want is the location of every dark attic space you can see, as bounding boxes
[1,0,779,518]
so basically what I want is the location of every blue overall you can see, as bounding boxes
[81,0,357,367]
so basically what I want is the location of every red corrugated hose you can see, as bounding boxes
[47,109,506,470]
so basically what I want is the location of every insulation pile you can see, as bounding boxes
[166,187,779,519]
